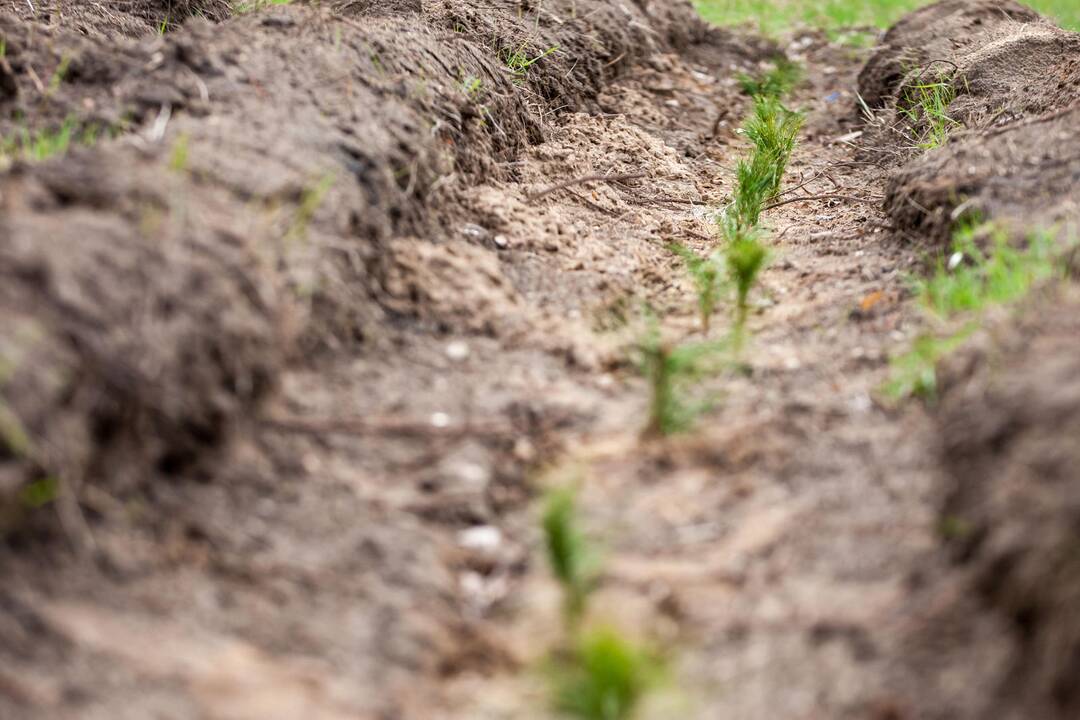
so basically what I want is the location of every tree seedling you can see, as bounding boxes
[542,486,599,629]
[639,321,726,437]
[738,57,801,99]
[725,232,769,351]
[549,627,665,720]
[668,242,723,334]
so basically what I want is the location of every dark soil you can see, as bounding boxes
[1,0,1078,718]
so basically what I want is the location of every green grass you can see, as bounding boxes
[549,628,664,720]
[738,57,802,99]
[694,0,1080,35]
[233,0,292,13]
[542,487,599,626]
[500,42,558,79]
[884,223,1074,402]
[898,76,960,149]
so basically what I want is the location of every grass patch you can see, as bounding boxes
[500,42,558,80]
[694,0,1080,35]
[884,223,1074,402]
[548,628,665,720]
[738,57,802,99]
[898,74,960,150]
[233,0,292,13]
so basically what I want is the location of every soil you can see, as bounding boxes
[0,1,1078,719]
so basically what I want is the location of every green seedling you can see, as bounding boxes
[725,232,769,350]
[639,322,727,437]
[1,116,80,165]
[549,627,665,720]
[668,242,723,333]
[738,57,801,99]
[898,75,960,150]
[542,486,599,627]
[158,14,170,35]
[501,42,558,79]
[19,476,58,510]
[741,95,803,199]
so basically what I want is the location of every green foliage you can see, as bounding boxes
[19,477,58,510]
[48,55,71,95]
[725,231,769,338]
[915,225,1061,317]
[549,628,664,720]
[233,0,292,13]
[884,222,1073,402]
[639,322,727,436]
[668,242,723,333]
[501,42,558,79]
[542,487,598,626]
[738,58,802,99]
[461,75,483,98]
[1,117,79,165]
[741,96,803,199]
[725,97,802,230]
[898,75,960,149]
[694,0,1080,36]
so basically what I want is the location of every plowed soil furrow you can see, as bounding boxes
[2,2,1079,719]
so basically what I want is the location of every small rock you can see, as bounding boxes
[445,341,470,361]
[458,525,502,552]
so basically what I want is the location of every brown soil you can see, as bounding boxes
[0,1,1078,719]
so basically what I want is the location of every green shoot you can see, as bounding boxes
[542,487,597,627]
[549,628,664,720]
[899,75,960,150]
[501,43,558,79]
[640,323,726,437]
[738,57,801,99]
[19,476,58,510]
[725,232,769,349]
[0,400,32,459]
[158,14,170,35]
[668,242,723,333]
[741,95,803,200]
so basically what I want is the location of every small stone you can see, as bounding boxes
[458,525,502,552]
[445,341,470,361]
[493,234,509,249]
[431,412,451,428]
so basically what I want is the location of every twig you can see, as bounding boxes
[762,194,883,213]
[527,172,645,202]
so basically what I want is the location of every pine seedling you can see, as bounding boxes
[668,242,723,333]
[549,627,665,720]
[542,486,598,628]
[728,151,776,231]
[639,321,726,437]
[738,57,801,99]
[741,96,803,199]
[725,231,769,350]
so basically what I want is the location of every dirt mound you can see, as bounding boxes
[884,103,1080,242]
[882,282,1080,720]
[858,0,1080,241]
[5,1,232,38]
